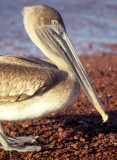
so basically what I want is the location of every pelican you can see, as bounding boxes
[0,5,108,152]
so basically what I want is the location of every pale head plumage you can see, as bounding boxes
[23,5,65,30]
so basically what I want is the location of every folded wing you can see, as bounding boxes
[0,55,59,102]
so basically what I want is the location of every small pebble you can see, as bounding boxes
[59,131,68,138]
[71,143,77,149]
[80,137,85,143]
[76,125,87,133]
[74,135,79,140]
[12,46,20,50]
[98,133,104,139]
[84,144,89,149]
[62,117,77,126]
[87,43,92,49]
[58,127,64,132]
[21,121,32,128]
[106,94,112,98]
[98,52,105,57]
[74,151,80,155]
[81,150,88,155]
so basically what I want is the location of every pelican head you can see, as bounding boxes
[23,5,108,122]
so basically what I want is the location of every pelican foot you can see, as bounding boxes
[0,144,42,152]
[0,134,41,152]
[6,135,39,144]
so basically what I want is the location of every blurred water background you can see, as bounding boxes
[0,0,117,57]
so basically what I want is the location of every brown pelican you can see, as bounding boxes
[0,5,108,152]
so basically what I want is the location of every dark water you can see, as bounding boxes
[0,0,117,57]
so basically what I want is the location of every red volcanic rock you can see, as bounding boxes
[12,46,21,50]
[87,43,92,49]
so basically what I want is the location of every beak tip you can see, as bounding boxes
[102,114,109,122]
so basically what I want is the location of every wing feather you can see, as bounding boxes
[0,56,59,102]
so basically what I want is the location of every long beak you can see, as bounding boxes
[36,27,108,122]
[63,32,108,122]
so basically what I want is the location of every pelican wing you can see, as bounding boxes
[0,55,59,102]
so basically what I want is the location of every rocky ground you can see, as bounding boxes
[0,53,117,160]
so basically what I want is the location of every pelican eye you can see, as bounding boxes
[51,20,63,36]
[51,20,59,26]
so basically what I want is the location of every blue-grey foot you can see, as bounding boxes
[0,133,41,152]
[6,135,39,144]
